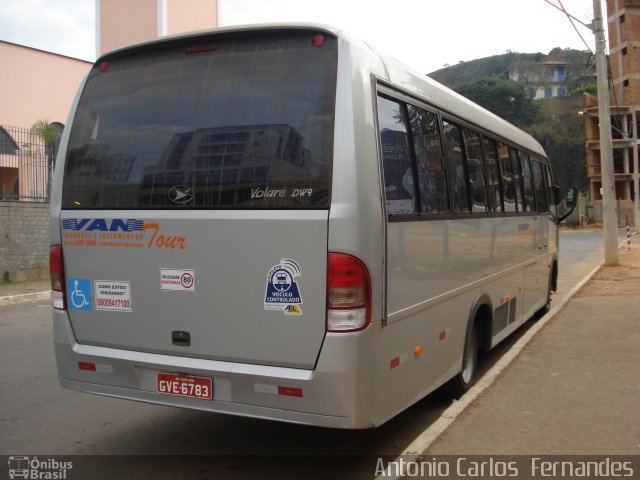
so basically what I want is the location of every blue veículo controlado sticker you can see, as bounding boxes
[264,259,303,315]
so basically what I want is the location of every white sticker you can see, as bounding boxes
[160,269,195,292]
[264,259,303,315]
[94,280,132,312]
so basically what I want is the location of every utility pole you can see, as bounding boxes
[593,0,619,265]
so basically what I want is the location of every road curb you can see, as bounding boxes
[0,291,51,305]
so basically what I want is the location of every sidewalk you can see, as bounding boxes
[423,245,640,454]
[0,279,50,305]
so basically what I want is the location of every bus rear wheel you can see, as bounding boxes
[448,323,478,399]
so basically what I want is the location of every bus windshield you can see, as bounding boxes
[62,32,337,209]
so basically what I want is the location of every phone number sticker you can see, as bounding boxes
[94,280,132,312]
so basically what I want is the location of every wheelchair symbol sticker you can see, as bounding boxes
[68,278,92,310]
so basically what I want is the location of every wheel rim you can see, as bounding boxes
[462,349,474,384]
[461,329,477,385]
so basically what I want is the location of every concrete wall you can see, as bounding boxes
[0,202,49,282]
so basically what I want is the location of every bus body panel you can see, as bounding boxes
[60,210,328,369]
[326,33,388,322]
[50,23,560,429]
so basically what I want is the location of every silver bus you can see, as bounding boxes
[50,24,571,428]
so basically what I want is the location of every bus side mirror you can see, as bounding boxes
[565,186,578,209]
[551,185,562,206]
[555,186,579,224]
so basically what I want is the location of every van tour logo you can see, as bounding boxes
[61,218,187,251]
[264,259,303,315]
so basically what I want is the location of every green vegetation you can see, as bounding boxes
[451,76,539,128]
[429,49,592,192]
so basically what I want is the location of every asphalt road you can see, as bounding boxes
[0,231,619,479]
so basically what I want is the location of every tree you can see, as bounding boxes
[450,76,540,128]
[31,119,59,198]
[528,106,587,193]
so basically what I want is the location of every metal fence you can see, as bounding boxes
[0,124,56,202]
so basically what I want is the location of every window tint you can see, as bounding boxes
[407,105,449,213]
[482,137,502,212]
[442,119,469,212]
[509,148,524,211]
[62,33,337,209]
[531,158,549,212]
[378,96,417,215]
[519,151,535,212]
[462,128,488,213]
[498,142,516,211]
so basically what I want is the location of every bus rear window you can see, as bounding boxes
[62,32,337,209]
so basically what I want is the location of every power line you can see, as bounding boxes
[543,0,594,52]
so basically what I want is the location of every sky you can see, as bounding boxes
[0,0,601,73]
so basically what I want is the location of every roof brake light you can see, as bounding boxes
[312,34,326,48]
[186,44,219,54]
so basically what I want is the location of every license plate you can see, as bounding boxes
[157,373,213,400]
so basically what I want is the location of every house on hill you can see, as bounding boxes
[508,59,571,99]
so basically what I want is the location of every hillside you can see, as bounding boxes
[427,48,593,193]
[428,48,593,94]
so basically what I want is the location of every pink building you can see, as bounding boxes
[0,41,92,199]
[98,0,218,55]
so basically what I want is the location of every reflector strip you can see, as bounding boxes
[254,384,278,395]
[390,352,410,369]
[277,386,303,398]
[78,362,96,371]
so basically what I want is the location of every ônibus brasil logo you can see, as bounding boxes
[8,456,73,479]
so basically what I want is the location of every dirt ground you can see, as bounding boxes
[575,239,640,297]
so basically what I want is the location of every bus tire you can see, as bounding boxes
[448,322,478,398]
[535,273,554,319]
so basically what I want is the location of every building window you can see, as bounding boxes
[544,88,552,98]
[620,14,625,23]
[622,47,628,56]
[557,87,566,97]
[623,79,630,88]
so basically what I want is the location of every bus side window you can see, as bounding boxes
[509,148,524,211]
[377,96,417,215]
[519,151,536,212]
[482,137,503,213]
[462,128,488,213]
[407,105,449,213]
[531,158,549,213]
[442,119,470,213]
[498,142,517,212]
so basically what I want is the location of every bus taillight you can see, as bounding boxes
[327,253,371,332]
[50,244,66,310]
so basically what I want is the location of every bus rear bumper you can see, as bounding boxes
[53,310,369,429]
